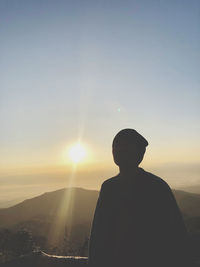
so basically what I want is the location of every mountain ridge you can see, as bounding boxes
[0,186,200,254]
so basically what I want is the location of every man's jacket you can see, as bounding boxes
[88,168,191,267]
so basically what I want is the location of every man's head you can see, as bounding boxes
[112,129,148,168]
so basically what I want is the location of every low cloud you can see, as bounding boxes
[0,162,199,202]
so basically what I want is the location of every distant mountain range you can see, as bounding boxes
[174,190,200,217]
[0,188,98,227]
[179,185,200,195]
[0,197,28,209]
[0,187,200,250]
[0,188,98,250]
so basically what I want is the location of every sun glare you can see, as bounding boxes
[69,143,86,163]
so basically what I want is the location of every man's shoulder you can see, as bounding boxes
[100,169,172,193]
[142,169,171,191]
[101,175,119,188]
[99,176,119,197]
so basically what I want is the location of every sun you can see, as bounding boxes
[68,143,86,163]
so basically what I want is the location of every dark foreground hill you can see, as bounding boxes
[0,188,98,253]
[3,251,200,267]
[0,188,98,228]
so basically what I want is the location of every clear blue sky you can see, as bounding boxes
[0,0,199,194]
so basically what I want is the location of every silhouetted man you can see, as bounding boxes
[88,129,192,267]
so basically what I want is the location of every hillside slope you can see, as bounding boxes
[0,187,200,249]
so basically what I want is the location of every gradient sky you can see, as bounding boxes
[0,0,200,200]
